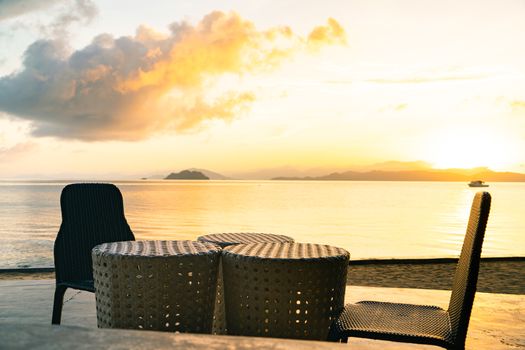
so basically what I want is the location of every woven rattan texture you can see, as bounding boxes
[329,191,491,350]
[225,242,348,260]
[197,232,295,248]
[332,301,453,347]
[222,243,349,340]
[54,183,135,284]
[211,260,226,335]
[448,191,491,345]
[92,240,221,333]
[197,232,295,335]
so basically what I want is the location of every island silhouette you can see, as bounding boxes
[165,170,209,180]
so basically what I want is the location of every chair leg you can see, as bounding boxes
[327,327,348,343]
[52,285,67,325]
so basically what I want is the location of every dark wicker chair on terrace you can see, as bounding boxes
[52,183,135,325]
[329,191,491,349]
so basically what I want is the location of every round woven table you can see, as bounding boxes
[197,232,295,334]
[92,240,221,333]
[197,232,295,248]
[222,243,349,341]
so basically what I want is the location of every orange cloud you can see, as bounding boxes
[170,92,256,131]
[0,12,346,141]
[307,18,347,49]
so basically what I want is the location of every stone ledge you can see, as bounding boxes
[1,280,523,349]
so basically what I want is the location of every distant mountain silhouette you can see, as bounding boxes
[272,168,525,182]
[232,161,438,179]
[357,160,432,172]
[187,168,231,180]
[165,170,209,180]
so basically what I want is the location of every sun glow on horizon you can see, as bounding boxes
[422,126,521,171]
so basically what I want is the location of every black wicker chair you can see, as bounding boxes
[52,183,135,325]
[329,191,491,350]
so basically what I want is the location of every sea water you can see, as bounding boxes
[0,180,522,268]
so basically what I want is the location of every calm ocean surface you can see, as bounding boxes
[0,180,523,268]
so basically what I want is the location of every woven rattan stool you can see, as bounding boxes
[92,240,221,333]
[197,232,295,334]
[222,243,349,340]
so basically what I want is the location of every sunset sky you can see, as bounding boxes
[1,0,524,179]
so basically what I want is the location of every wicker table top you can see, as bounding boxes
[92,240,221,258]
[223,242,349,261]
[197,232,294,248]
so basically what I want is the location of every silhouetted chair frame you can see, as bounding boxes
[329,191,491,350]
[52,183,135,325]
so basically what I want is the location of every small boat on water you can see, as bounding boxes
[468,180,489,187]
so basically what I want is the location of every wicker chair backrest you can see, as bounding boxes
[54,183,135,283]
[447,191,491,346]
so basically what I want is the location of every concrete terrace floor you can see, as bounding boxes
[1,280,524,349]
